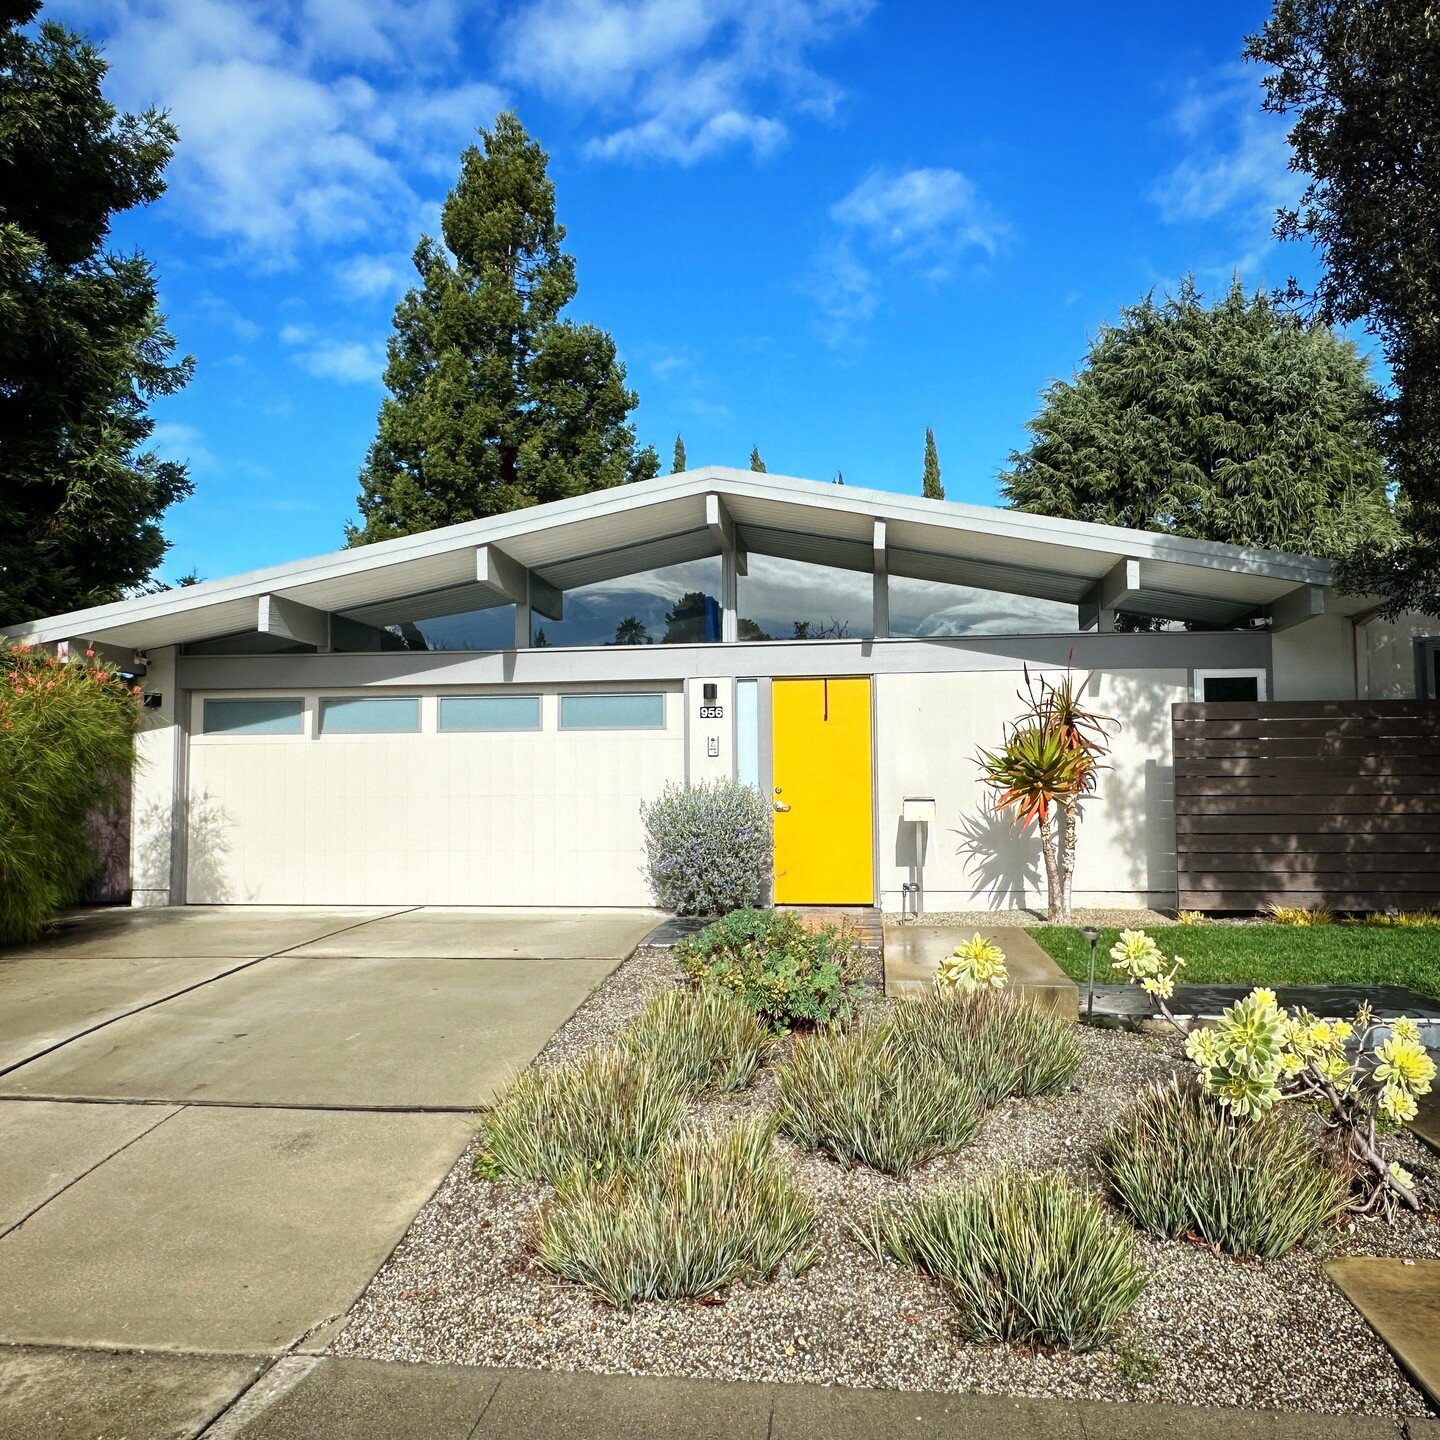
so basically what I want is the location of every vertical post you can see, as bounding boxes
[513,577,532,650]
[721,547,738,643]
[872,519,889,640]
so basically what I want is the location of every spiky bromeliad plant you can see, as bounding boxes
[977,667,1115,923]
[1108,928,1435,1217]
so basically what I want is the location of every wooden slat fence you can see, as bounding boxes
[1172,700,1440,913]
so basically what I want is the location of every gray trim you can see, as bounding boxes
[177,628,1273,692]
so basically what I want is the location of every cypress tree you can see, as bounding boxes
[922,427,944,499]
[347,113,658,546]
[0,2,193,622]
[749,447,766,473]
[672,435,686,472]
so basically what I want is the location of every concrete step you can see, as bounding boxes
[883,926,1078,1021]
[1325,1257,1440,1411]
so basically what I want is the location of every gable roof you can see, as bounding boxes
[2,467,1348,652]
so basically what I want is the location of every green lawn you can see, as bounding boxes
[1028,924,1440,1002]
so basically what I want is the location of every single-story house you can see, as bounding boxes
[5,468,1436,914]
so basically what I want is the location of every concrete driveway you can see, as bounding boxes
[0,904,654,1430]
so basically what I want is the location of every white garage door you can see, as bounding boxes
[184,688,684,906]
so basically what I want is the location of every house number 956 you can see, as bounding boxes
[698,705,724,719]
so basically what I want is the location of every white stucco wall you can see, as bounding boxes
[875,668,1184,914]
[183,686,684,906]
[1358,611,1439,699]
[130,645,179,907]
[1271,616,1357,701]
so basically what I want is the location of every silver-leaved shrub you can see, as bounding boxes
[642,779,772,915]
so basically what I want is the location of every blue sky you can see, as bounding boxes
[61,0,1334,584]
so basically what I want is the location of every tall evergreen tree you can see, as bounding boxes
[347,113,658,546]
[0,1,192,623]
[1248,0,1440,614]
[1001,278,1392,561]
[922,427,944,499]
[749,446,766,473]
[672,434,686,472]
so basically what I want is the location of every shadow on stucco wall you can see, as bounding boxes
[948,803,1043,910]
[134,793,237,904]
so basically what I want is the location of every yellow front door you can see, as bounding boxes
[771,677,874,904]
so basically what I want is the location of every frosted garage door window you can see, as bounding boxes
[438,696,542,732]
[319,696,421,734]
[202,698,304,736]
[559,693,665,730]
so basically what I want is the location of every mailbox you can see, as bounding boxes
[902,796,936,824]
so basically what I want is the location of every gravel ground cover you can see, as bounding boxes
[335,946,1440,1417]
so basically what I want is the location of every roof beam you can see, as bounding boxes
[52,638,143,670]
[1079,558,1141,632]
[258,594,331,651]
[475,544,563,621]
[705,492,747,576]
[1265,583,1327,632]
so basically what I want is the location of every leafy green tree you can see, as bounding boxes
[922,427,944,499]
[672,435,686,472]
[347,113,658,546]
[749,447,766,473]
[0,1,192,623]
[1247,1,1440,613]
[1001,278,1392,561]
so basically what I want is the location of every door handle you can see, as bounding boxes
[773,801,791,813]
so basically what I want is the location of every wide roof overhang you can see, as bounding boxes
[1,467,1357,654]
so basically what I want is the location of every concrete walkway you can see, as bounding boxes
[5,1351,1429,1440]
[0,906,652,1371]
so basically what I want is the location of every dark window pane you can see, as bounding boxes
[1202,675,1260,702]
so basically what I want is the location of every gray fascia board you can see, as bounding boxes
[6,466,1332,645]
[177,627,1271,691]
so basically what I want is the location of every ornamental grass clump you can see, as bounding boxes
[477,1051,686,1182]
[537,1118,817,1310]
[677,908,866,1030]
[890,988,1083,1105]
[855,1172,1146,1351]
[620,986,768,1095]
[1110,929,1436,1216]
[1097,1079,1351,1257]
[775,1021,982,1176]
[641,779,772,915]
[0,643,141,944]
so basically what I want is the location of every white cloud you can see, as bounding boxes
[279,324,387,384]
[808,166,1005,345]
[1152,66,1304,278]
[84,0,505,263]
[336,252,413,299]
[831,167,1006,258]
[499,0,872,164]
[150,421,219,473]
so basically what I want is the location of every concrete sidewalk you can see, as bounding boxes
[6,1351,1431,1440]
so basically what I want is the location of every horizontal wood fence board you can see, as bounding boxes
[1172,700,1440,912]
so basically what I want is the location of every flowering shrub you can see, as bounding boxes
[1111,928,1436,1215]
[0,642,141,943]
[935,933,1008,991]
[675,908,866,1029]
[641,779,772,916]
